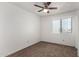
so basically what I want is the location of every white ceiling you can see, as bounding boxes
[10,2,79,16]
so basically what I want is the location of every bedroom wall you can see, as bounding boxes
[0,3,40,56]
[75,11,79,56]
[40,11,79,47]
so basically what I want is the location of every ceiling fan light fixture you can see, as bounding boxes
[34,2,57,13]
[43,9,48,13]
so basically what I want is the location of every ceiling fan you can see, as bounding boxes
[34,2,57,13]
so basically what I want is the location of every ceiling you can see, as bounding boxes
[10,2,79,16]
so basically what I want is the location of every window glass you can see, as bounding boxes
[62,18,72,32]
[52,20,60,34]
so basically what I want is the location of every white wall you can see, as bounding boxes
[74,11,79,56]
[40,11,79,47]
[0,3,40,56]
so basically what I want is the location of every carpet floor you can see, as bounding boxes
[7,41,77,57]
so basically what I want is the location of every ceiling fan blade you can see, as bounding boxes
[47,2,51,6]
[48,7,57,9]
[44,2,51,8]
[34,4,44,8]
[38,9,44,12]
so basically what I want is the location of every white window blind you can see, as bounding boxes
[52,20,60,34]
[62,18,72,32]
[52,17,72,33]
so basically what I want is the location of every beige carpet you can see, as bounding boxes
[7,41,77,57]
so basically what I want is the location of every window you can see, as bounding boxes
[52,20,60,33]
[52,17,72,33]
[62,18,72,32]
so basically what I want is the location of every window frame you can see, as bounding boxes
[61,17,72,33]
[52,19,61,34]
[52,17,72,34]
